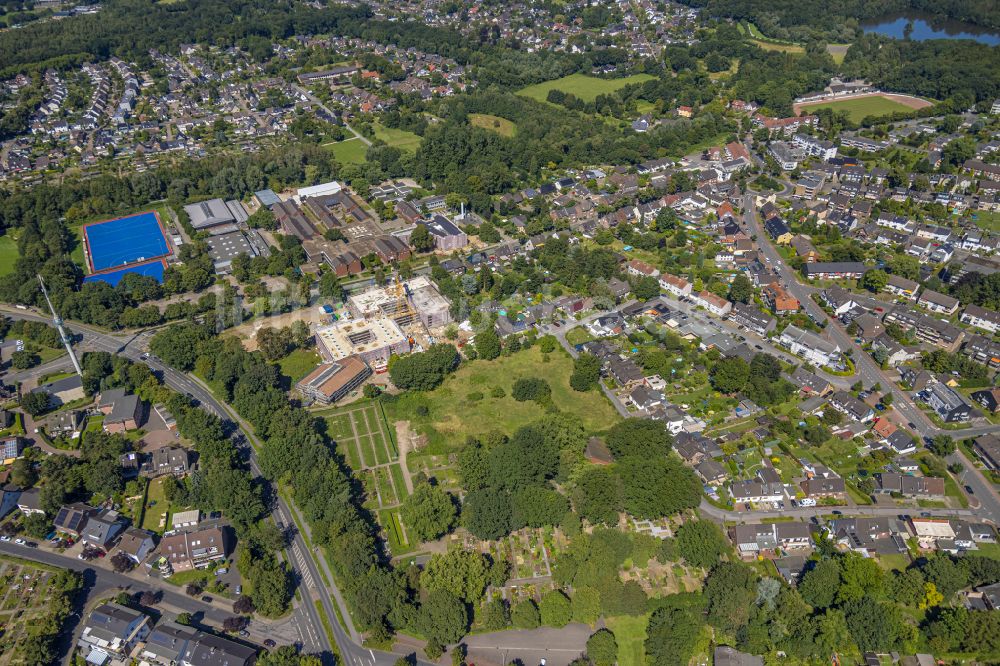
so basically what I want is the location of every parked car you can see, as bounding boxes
[14,538,25,545]
[263,639,276,648]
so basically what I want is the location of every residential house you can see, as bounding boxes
[761,284,799,315]
[871,334,917,368]
[728,303,775,336]
[800,475,847,502]
[790,235,820,262]
[885,275,920,300]
[920,382,973,423]
[828,391,875,422]
[973,434,1000,470]
[764,218,793,244]
[116,527,156,564]
[627,259,660,279]
[98,388,145,434]
[696,459,728,485]
[138,621,198,666]
[81,509,125,549]
[0,436,25,464]
[54,502,93,538]
[917,289,960,315]
[788,367,832,396]
[659,273,691,298]
[0,485,20,520]
[828,517,909,556]
[730,480,785,505]
[77,602,151,664]
[963,334,1000,368]
[778,325,841,367]
[822,286,859,317]
[961,304,1000,334]
[691,290,732,317]
[884,306,965,351]
[179,632,257,666]
[853,313,884,341]
[883,430,918,456]
[17,488,43,516]
[972,387,1000,414]
[161,525,230,572]
[730,522,811,558]
[421,215,468,251]
[875,473,946,498]
[141,447,191,478]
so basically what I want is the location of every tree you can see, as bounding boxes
[512,599,541,629]
[319,272,342,300]
[633,276,660,301]
[511,377,550,402]
[410,224,434,252]
[860,269,888,293]
[728,274,753,303]
[475,327,501,360]
[605,418,672,459]
[676,520,729,569]
[619,456,701,519]
[799,558,841,609]
[704,562,757,634]
[20,391,50,416]
[480,598,510,631]
[22,512,51,539]
[572,586,601,626]
[176,612,193,625]
[462,488,513,540]
[573,465,621,526]
[10,350,39,370]
[422,549,491,603]
[389,344,459,390]
[10,458,37,488]
[110,552,135,573]
[928,435,956,457]
[646,603,702,666]
[139,591,160,607]
[418,590,468,644]
[539,590,572,627]
[586,629,618,666]
[233,596,255,614]
[401,482,457,543]
[223,616,250,632]
[570,353,601,392]
[710,356,749,394]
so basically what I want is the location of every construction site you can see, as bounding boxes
[315,275,452,370]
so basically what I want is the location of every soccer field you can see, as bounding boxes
[796,95,922,122]
[518,73,655,104]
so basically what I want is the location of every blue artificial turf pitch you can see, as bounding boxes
[83,211,170,272]
[82,260,166,286]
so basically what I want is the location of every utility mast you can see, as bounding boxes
[37,274,83,376]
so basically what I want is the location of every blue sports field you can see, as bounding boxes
[83,260,166,286]
[83,211,170,273]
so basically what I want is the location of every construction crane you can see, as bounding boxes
[391,272,416,328]
[37,274,83,376]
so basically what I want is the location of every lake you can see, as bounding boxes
[861,12,1000,46]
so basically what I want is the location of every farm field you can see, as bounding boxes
[795,95,926,122]
[373,124,421,152]
[383,345,620,455]
[469,113,516,137]
[518,73,655,104]
[326,137,368,164]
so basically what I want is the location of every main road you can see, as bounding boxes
[741,193,1000,524]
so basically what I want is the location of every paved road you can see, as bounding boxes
[699,497,977,522]
[464,624,592,666]
[742,194,1000,523]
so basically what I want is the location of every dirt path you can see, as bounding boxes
[394,420,420,495]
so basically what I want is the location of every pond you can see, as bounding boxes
[861,12,1000,46]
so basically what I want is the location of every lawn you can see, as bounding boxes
[278,348,322,385]
[373,124,421,153]
[383,345,620,455]
[565,326,596,346]
[606,615,648,666]
[327,137,369,164]
[0,235,18,276]
[518,73,655,104]
[797,95,921,123]
[469,113,516,137]
[141,476,170,533]
[971,210,1000,233]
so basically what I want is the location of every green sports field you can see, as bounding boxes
[0,235,18,276]
[796,95,921,122]
[327,138,368,164]
[518,73,655,104]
